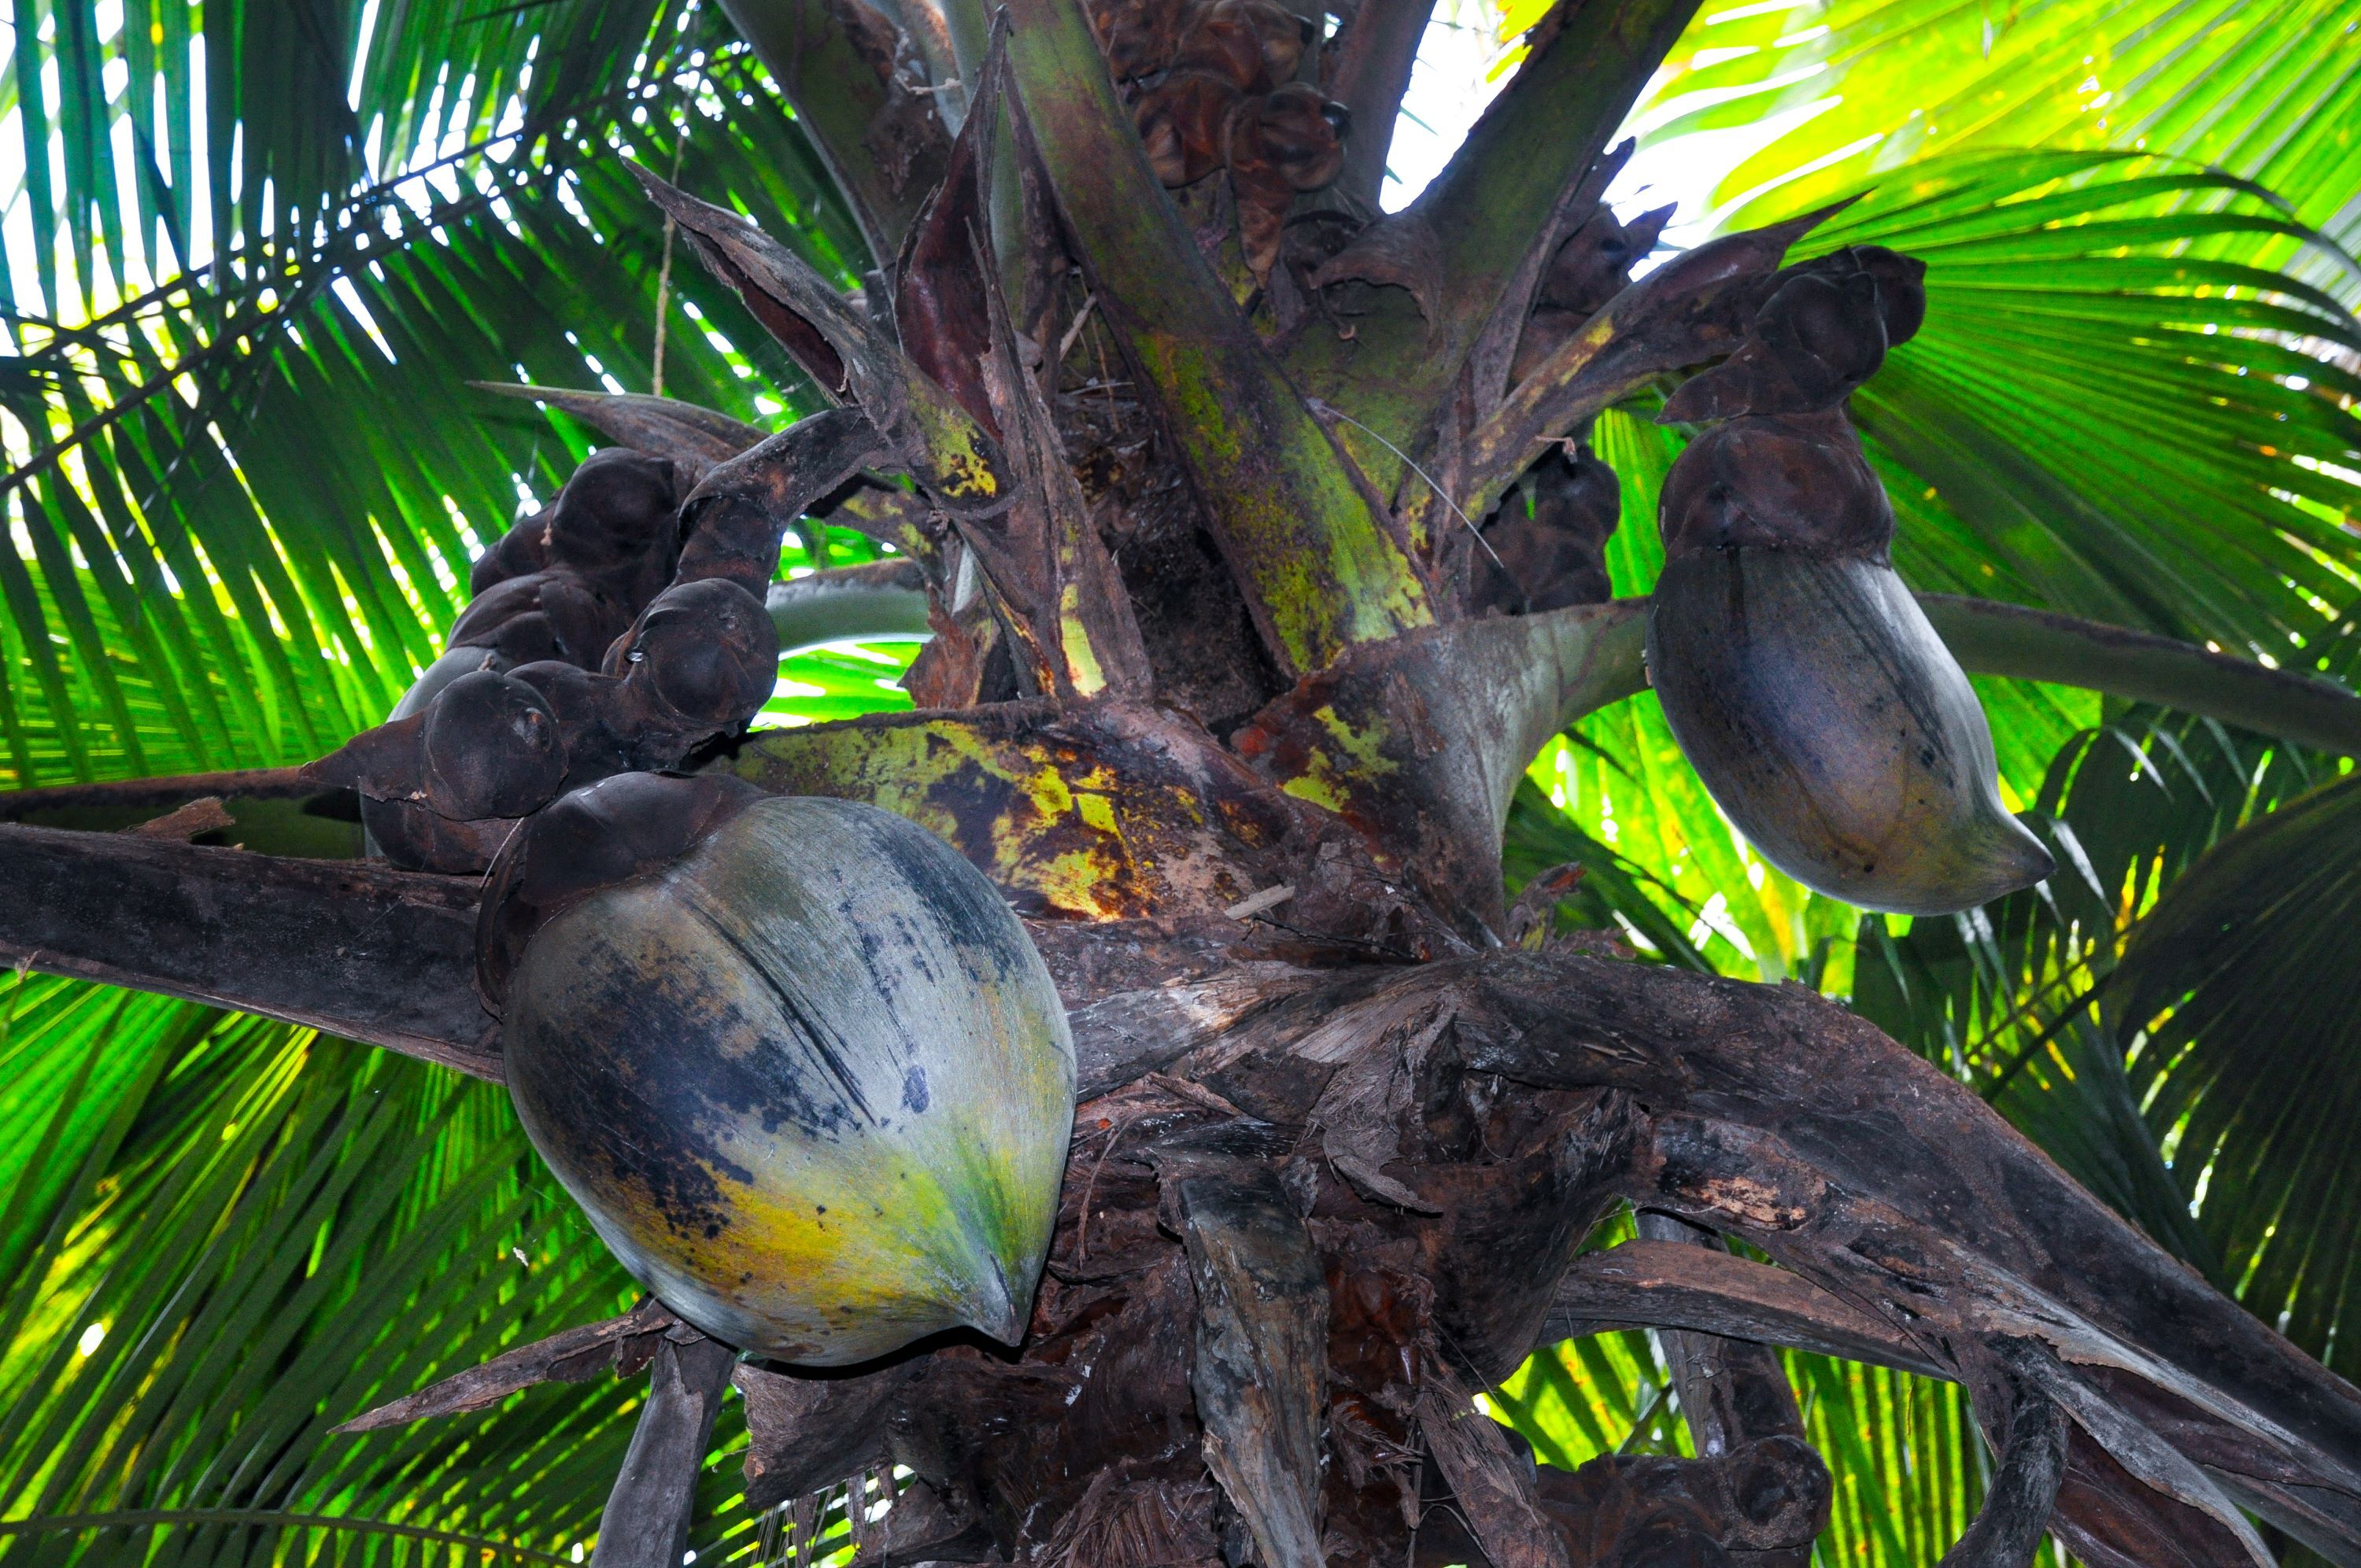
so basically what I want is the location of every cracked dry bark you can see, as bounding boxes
[9,0,2361,1562]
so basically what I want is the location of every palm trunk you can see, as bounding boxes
[6,0,2361,1562]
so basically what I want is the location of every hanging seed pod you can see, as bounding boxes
[1647,411,2052,914]
[306,662,564,871]
[452,449,682,664]
[1235,84,1349,193]
[602,577,779,726]
[1226,85,1349,279]
[447,570,634,669]
[479,773,1076,1363]
[1841,244,1927,347]
[337,646,527,873]
[412,669,566,820]
[322,448,693,874]
[490,577,779,795]
[471,504,556,596]
[1513,204,1673,385]
[465,448,681,607]
[539,447,681,582]
[1539,204,1676,322]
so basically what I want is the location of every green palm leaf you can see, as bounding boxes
[0,0,863,789]
[1631,0,2361,289]
[0,2,889,1556]
[2112,769,2361,1389]
[1491,70,2361,1557]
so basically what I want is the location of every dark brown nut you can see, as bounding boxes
[1537,203,1674,321]
[1661,266,1885,422]
[541,447,682,577]
[470,450,679,611]
[305,668,561,873]
[1229,83,1348,196]
[1172,0,1305,91]
[1657,409,1894,558]
[506,659,634,793]
[1853,243,1928,346]
[1472,444,1620,614]
[1090,0,1184,79]
[334,647,523,872]
[418,669,566,822]
[446,570,634,670]
[470,506,555,596]
[613,577,780,730]
[1136,72,1240,186]
[475,769,766,1008]
[1661,245,1930,422]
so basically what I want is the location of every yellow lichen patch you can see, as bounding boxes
[1058,581,1109,697]
[910,398,1004,501]
[1074,789,1120,836]
[726,712,1282,920]
[1271,703,1398,816]
[937,443,999,500]
[727,718,1162,911]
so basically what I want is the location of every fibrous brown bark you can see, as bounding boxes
[290,934,2361,1567]
[589,1335,740,1568]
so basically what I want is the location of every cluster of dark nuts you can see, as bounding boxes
[1093,0,1351,278]
[316,437,1079,1371]
[1472,442,1621,615]
[1660,244,1927,425]
[1652,245,1930,556]
[306,447,780,873]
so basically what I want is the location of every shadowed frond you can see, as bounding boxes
[0,0,864,787]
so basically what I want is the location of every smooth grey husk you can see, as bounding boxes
[1647,547,2054,915]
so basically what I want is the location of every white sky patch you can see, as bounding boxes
[824,638,921,664]
[349,0,382,112]
[1385,0,1835,250]
[332,275,398,361]
[1381,2,1513,211]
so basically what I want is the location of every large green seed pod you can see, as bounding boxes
[1647,547,2053,914]
[492,780,1075,1363]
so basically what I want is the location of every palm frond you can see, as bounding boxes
[0,0,865,788]
[1627,0,2361,297]
[0,4,895,1557]
[1803,149,2361,661]
[0,988,637,1559]
[2112,768,2361,1389]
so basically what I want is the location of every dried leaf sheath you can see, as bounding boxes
[1004,0,1434,677]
